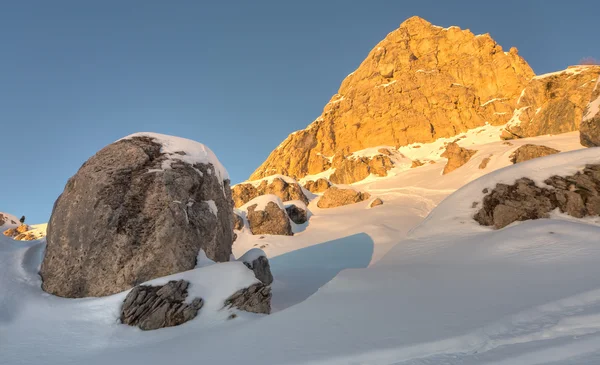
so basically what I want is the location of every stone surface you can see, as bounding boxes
[317,186,371,208]
[250,16,534,182]
[441,142,477,174]
[474,164,600,229]
[232,177,308,208]
[224,283,271,314]
[411,160,425,168]
[369,198,384,208]
[285,204,308,224]
[239,252,273,285]
[580,78,600,147]
[479,157,491,169]
[40,135,234,298]
[329,155,394,184]
[0,213,17,227]
[233,212,244,230]
[509,144,560,164]
[120,280,204,331]
[246,199,293,236]
[303,178,331,193]
[504,66,600,139]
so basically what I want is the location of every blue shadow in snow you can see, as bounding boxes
[269,233,374,311]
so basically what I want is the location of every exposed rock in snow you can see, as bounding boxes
[317,186,371,208]
[478,156,491,169]
[232,175,308,208]
[40,134,234,298]
[233,211,245,231]
[238,248,273,285]
[224,282,271,314]
[369,198,384,208]
[441,142,477,174]
[244,195,293,236]
[285,203,308,225]
[474,164,600,229]
[580,78,600,147]
[303,178,331,193]
[0,212,19,229]
[509,144,560,164]
[120,280,204,331]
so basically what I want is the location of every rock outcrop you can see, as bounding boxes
[581,78,600,147]
[224,283,271,314]
[329,155,394,184]
[285,202,308,225]
[233,211,244,231]
[369,198,384,208]
[0,213,18,228]
[474,164,600,229]
[509,144,560,164]
[120,280,203,331]
[245,195,293,236]
[503,66,600,139]
[40,133,234,298]
[317,186,371,208]
[479,156,491,169]
[250,16,534,183]
[441,142,477,174]
[232,176,309,208]
[303,178,331,193]
[238,248,273,285]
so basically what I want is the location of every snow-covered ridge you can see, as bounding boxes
[533,65,595,80]
[240,194,285,211]
[120,132,229,182]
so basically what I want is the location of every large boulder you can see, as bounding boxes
[40,133,234,298]
[474,164,600,229]
[238,248,273,285]
[245,195,293,236]
[120,280,203,331]
[509,144,560,164]
[503,65,600,139]
[317,186,371,208]
[303,178,331,193]
[232,175,309,208]
[441,142,477,174]
[580,78,600,147]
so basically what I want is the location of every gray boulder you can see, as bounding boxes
[509,144,560,164]
[40,133,234,298]
[238,248,273,285]
[121,280,203,331]
[246,196,293,236]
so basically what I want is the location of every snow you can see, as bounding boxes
[3,131,600,365]
[240,194,285,211]
[236,248,267,264]
[120,132,229,183]
[583,79,600,121]
[533,65,592,80]
[506,106,530,128]
[236,173,299,188]
[204,200,218,216]
[376,80,396,88]
[480,97,507,107]
[194,249,215,268]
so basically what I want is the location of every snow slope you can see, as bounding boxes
[2,132,600,365]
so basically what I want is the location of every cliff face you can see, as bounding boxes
[580,78,600,147]
[503,66,600,139]
[250,16,534,181]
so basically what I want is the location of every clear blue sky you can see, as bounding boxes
[1,0,598,223]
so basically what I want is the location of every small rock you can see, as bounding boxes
[369,198,384,208]
[441,142,477,174]
[509,144,560,164]
[285,204,308,224]
[317,186,371,208]
[478,157,491,170]
[411,160,424,168]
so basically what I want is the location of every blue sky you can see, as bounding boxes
[1,0,599,223]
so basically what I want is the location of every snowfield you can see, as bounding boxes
[2,131,600,364]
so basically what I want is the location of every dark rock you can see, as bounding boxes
[121,280,204,331]
[474,164,600,229]
[40,134,234,298]
[224,283,271,314]
[509,144,560,164]
[233,212,244,230]
[238,250,273,285]
[246,198,293,236]
[285,204,308,224]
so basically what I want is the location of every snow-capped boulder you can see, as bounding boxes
[238,248,273,285]
[232,175,309,208]
[474,164,600,229]
[441,142,477,174]
[509,144,560,164]
[244,195,293,236]
[317,186,371,208]
[284,201,308,225]
[580,78,600,147]
[120,280,204,331]
[303,178,331,193]
[40,133,234,298]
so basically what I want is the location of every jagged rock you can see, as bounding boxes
[250,16,533,182]
[40,133,234,298]
[329,155,393,184]
[233,212,244,230]
[232,176,308,208]
[441,142,477,174]
[224,283,271,314]
[238,248,273,285]
[285,203,308,224]
[581,78,600,147]
[479,157,491,169]
[474,164,600,229]
[509,144,560,164]
[369,198,384,208]
[120,280,204,331]
[504,65,600,139]
[246,196,293,236]
[411,160,425,168]
[317,186,371,208]
[303,178,331,193]
[3,224,29,238]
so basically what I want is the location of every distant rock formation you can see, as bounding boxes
[232,176,308,208]
[580,78,600,147]
[474,164,600,229]
[441,142,477,174]
[317,186,371,208]
[303,178,331,193]
[503,66,600,139]
[250,16,534,183]
[245,195,293,236]
[509,144,560,164]
[40,133,234,298]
